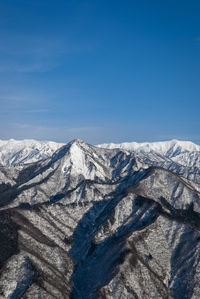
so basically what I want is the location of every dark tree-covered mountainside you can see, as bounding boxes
[0,139,200,298]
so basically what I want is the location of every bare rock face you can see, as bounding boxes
[0,139,200,298]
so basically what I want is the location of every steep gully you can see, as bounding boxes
[1,165,200,298]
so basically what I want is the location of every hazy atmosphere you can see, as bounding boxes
[0,0,200,144]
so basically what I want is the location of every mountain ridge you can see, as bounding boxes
[0,138,199,172]
[97,139,200,155]
[0,138,200,298]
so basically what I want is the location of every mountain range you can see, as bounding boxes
[0,138,200,298]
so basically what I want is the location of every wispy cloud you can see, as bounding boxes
[0,88,57,107]
[0,32,96,73]
[0,62,60,73]
[0,123,104,143]
[0,96,24,102]
[25,109,49,113]
[0,35,62,73]
[1,122,200,145]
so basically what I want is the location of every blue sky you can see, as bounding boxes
[0,0,200,144]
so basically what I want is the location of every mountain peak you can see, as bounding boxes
[69,138,87,147]
[1,138,200,298]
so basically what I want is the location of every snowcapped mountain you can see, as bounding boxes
[97,139,200,154]
[98,139,200,183]
[98,139,200,164]
[1,138,199,169]
[0,139,64,166]
[0,138,200,298]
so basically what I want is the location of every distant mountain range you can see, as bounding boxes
[0,139,64,166]
[0,138,200,298]
[1,138,200,168]
[98,139,200,166]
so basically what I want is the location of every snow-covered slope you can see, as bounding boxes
[1,139,200,298]
[0,139,64,166]
[97,139,200,155]
[1,138,200,169]
[98,139,200,173]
